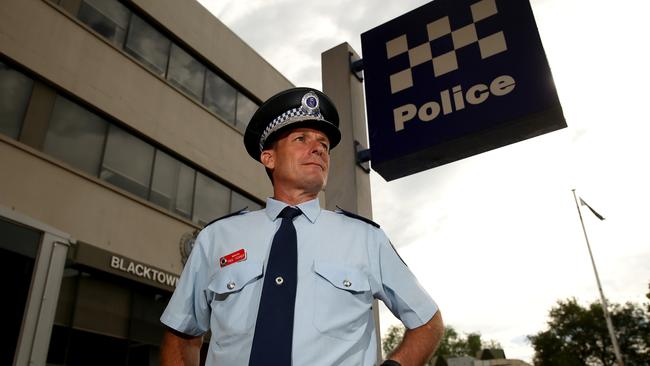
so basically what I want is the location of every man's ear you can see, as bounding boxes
[260,149,275,170]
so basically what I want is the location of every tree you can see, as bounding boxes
[434,326,471,358]
[382,324,501,364]
[528,297,650,366]
[382,325,405,357]
[466,333,482,358]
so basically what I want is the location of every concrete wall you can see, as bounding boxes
[0,137,192,273]
[0,0,291,201]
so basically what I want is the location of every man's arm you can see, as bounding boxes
[386,311,444,366]
[160,327,203,366]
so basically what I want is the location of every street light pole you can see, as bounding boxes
[571,189,624,366]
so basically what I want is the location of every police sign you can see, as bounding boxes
[361,0,565,181]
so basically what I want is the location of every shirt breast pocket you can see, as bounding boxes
[207,260,263,340]
[312,261,373,340]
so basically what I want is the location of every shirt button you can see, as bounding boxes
[343,280,352,288]
[275,276,284,285]
[227,282,236,290]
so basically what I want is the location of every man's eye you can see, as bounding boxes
[295,136,305,141]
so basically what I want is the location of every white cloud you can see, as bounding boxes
[198,0,650,362]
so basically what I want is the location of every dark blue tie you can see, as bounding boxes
[249,206,302,366]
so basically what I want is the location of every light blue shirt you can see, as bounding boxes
[161,197,437,365]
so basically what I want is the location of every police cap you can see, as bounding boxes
[244,87,341,161]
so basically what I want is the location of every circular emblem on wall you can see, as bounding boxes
[301,92,320,113]
[180,230,198,265]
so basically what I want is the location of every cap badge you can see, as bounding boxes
[259,91,326,151]
[301,92,320,114]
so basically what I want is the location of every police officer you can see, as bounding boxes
[160,88,443,366]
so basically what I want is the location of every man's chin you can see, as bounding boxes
[302,176,326,194]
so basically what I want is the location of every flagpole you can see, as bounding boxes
[571,189,624,366]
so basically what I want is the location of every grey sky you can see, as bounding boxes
[198,0,650,361]
[201,0,434,89]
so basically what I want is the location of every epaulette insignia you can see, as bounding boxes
[204,207,248,228]
[389,241,408,267]
[335,206,380,228]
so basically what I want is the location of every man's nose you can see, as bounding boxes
[310,140,325,155]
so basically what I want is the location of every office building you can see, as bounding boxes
[0,0,307,364]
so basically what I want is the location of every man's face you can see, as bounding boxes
[261,127,331,194]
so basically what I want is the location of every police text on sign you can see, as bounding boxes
[393,75,515,131]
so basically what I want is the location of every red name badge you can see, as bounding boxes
[219,249,247,267]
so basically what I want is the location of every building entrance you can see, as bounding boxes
[0,218,40,365]
[46,265,172,366]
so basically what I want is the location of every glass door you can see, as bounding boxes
[0,206,71,366]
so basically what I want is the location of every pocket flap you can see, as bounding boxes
[314,261,370,292]
[208,260,263,294]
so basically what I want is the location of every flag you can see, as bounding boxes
[580,197,605,220]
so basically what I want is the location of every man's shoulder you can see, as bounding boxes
[203,207,260,228]
[327,206,380,229]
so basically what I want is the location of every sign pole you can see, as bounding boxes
[571,189,624,366]
[322,43,380,363]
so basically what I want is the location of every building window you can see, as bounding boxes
[43,96,108,176]
[235,92,256,133]
[40,93,258,222]
[124,14,171,77]
[204,70,236,124]
[230,191,262,212]
[167,44,206,101]
[62,0,259,133]
[149,150,195,219]
[2,59,262,222]
[193,172,231,226]
[100,125,155,199]
[77,0,131,47]
[0,61,33,139]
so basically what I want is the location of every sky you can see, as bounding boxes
[197,0,650,362]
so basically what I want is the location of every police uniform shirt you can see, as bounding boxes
[161,197,438,365]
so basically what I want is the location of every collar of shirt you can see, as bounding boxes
[265,197,321,224]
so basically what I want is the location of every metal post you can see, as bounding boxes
[321,43,373,216]
[571,189,624,366]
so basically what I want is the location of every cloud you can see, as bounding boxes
[198,0,434,88]
[196,0,650,363]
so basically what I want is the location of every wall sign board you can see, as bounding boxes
[361,0,565,181]
[74,242,179,292]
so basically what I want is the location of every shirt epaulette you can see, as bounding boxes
[335,206,380,228]
[204,207,248,228]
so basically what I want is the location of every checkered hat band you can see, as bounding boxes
[259,107,325,151]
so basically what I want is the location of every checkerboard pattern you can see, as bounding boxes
[259,107,324,151]
[386,0,507,94]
